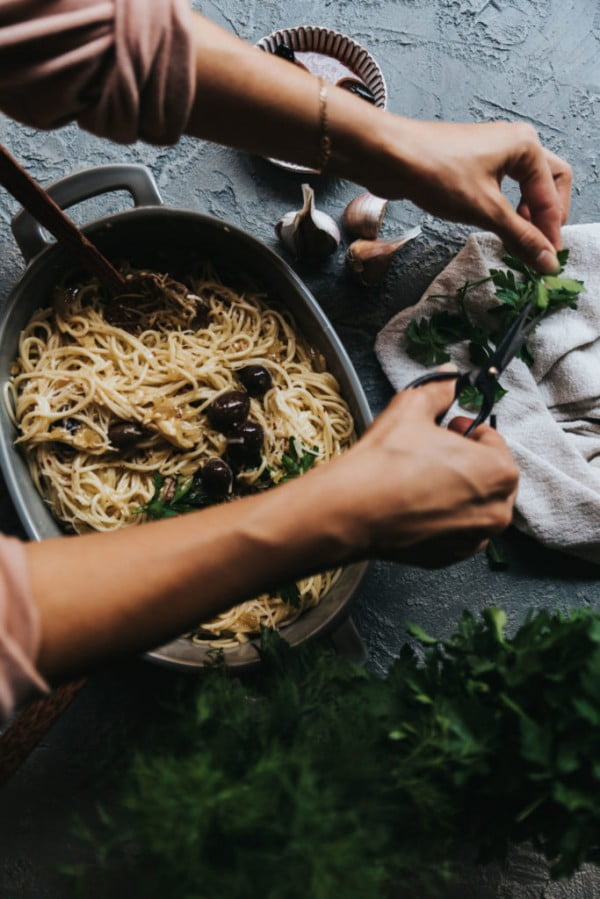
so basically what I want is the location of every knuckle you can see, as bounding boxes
[483,189,504,215]
[390,387,413,413]
[562,160,573,181]
[495,456,520,491]
[485,194,513,228]
[514,121,540,149]
[483,502,513,533]
[495,504,514,531]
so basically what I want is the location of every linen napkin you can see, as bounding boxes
[375,224,600,564]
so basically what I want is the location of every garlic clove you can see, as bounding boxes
[275,184,340,262]
[342,193,388,240]
[346,225,421,286]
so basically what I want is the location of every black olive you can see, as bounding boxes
[274,43,296,62]
[206,391,250,432]
[227,420,264,469]
[337,78,376,104]
[50,417,79,433]
[191,299,210,330]
[236,365,272,398]
[108,421,146,449]
[271,43,308,71]
[201,458,233,495]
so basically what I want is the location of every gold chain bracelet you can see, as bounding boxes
[316,77,332,174]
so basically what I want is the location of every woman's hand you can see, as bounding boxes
[358,117,572,274]
[0,7,567,275]
[27,374,517,680]
[326,376,519,568]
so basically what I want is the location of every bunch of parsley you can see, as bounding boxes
[66,607,600,898]
[406,249,584,409]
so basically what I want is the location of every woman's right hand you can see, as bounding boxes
[327,376,519,568]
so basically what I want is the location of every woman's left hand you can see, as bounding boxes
[359,117,572,274]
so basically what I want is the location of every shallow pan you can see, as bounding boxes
[0,164,372,670]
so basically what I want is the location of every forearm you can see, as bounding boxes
[186,13,403,190]
[23,376,519,684]
[186,13,568,269]
[25,463,361,682]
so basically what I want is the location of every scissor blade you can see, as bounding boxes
[481,297,543,377]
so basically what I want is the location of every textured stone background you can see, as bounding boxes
[0,0,599,896]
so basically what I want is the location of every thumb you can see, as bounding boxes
[401,363,459,422]
[492,197,560,274]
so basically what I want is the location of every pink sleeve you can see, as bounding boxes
[0,537,48,724]
[0,0,196,145]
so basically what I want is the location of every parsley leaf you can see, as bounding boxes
[277,581,301,608]
[486,535,509,570]
[459,383,507,411]
[69,607,600,896]
[406,278,491,366]
[279,437,319,481]
[405,316,456,365]
[138,472,216,520]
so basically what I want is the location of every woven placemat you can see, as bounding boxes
[0,678,86,787]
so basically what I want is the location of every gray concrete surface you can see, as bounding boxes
[0,0,599,895]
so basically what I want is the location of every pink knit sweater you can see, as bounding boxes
[0,0,196,144]
[0,0,197,723]
[0,537,47,722]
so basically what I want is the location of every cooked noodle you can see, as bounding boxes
[7,270,355,644]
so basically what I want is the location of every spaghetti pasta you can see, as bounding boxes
[8,270,355,644]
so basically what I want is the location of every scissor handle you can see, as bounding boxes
[406,369,492,434]
[406,370,462,389]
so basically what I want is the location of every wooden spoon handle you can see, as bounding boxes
[0,146,126,294]
[0,679,87,786]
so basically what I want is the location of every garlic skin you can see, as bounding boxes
[275,184,340,262]
[343,193,388,240]
[346,226,421,286]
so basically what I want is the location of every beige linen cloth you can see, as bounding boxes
[375,224,600,564]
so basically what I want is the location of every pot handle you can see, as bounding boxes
[11,164,163,263]
[328,616,367,665]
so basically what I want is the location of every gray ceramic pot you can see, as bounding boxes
[0,164,372,669]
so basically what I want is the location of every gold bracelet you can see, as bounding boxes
[316,77,332,174]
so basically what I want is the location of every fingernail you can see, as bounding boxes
[536,249,560,274]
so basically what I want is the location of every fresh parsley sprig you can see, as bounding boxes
[138,472,215,520]
[280,436,319,481]
[68,608,600,897]
[406,277,492,368]
[276,581,301,608]
[406,249,584,410]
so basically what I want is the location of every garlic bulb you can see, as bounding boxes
[343,193,388,240]
[276,184,340,262]
[346,226,422,286]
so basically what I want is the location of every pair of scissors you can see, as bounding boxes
[406,296,544,437]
